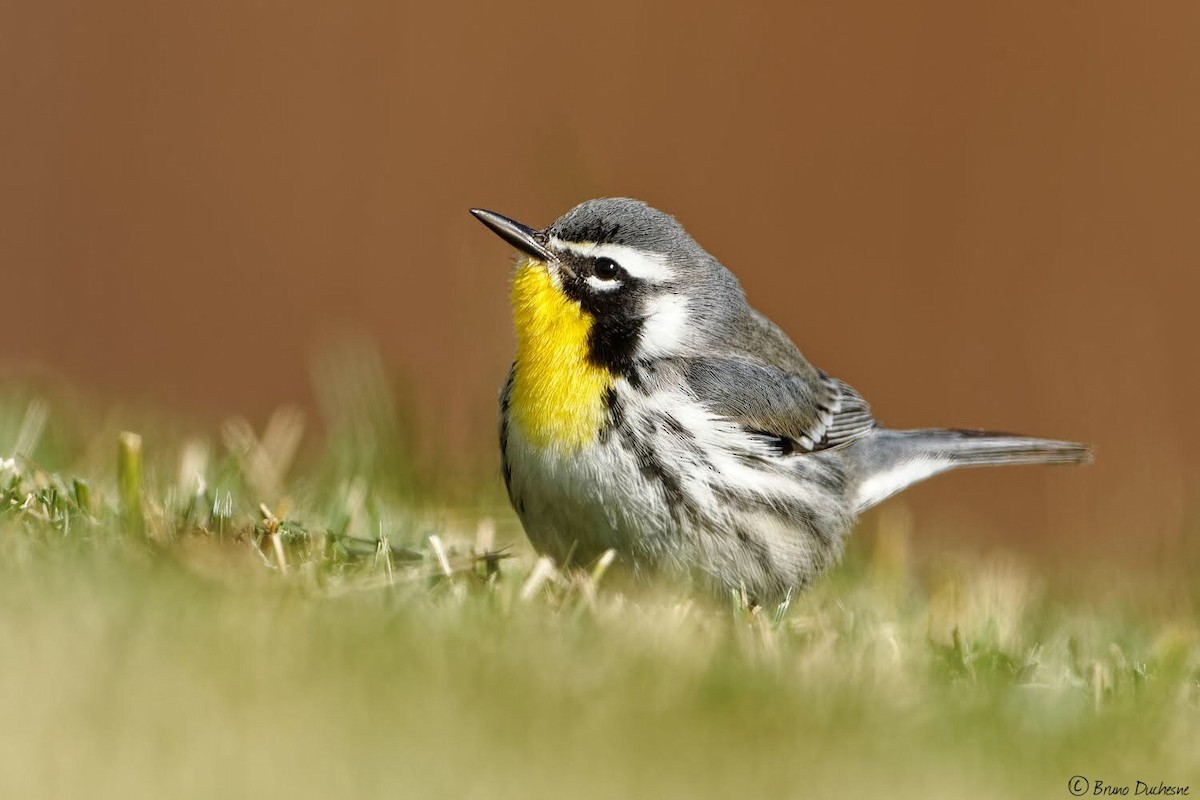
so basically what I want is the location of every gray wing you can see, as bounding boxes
[676,355,876,453]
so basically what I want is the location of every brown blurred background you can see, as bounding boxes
[2,0,1197,558]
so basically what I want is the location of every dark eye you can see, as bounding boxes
[593,257,622,281]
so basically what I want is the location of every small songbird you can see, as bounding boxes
[472,199,1090,603]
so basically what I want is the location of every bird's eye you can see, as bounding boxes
[594,257,622,281]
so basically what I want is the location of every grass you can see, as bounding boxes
[0,376,1197,800]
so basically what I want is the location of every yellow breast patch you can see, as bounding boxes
[509,260,614,452]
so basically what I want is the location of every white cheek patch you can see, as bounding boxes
[639,293,689,357]
[548,238,674,283]
[585,276,622,292]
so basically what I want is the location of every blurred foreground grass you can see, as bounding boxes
[0,364,1197,799]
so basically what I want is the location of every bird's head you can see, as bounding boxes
[472,198,742,375]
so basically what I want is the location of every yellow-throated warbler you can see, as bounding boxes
[472,199,1090,602]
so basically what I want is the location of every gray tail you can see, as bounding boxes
[852,428,1092,512]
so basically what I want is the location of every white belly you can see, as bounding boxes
[502,379,853,598]
[504,410,676,567]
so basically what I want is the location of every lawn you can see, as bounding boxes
[0,380,1196,800]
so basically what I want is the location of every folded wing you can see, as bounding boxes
[677,354,876,453]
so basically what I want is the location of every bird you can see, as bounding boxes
[471,198,1090,603]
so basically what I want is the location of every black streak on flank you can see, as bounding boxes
[662,412,711,470]
[599,387,623,444]
[624,361,645,392]
[734,524,775,579]
[663,413,686,437]
[712,484,825,544]
[619,418,685,515]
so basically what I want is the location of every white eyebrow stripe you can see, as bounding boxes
[548,238,674,282]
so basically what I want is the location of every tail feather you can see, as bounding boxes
[852,428,1091,512]
[923,428,1092,467]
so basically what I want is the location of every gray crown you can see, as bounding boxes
[549,198,700,256]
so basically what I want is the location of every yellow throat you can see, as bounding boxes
[509,260,614,452]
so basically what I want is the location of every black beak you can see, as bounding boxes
[470,208,554,263]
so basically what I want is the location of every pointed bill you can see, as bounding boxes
[470,208,554,263]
